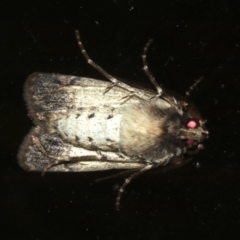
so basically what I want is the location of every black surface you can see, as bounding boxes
[2,1,240,239]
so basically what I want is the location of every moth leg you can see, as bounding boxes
[41,161,63,176]
[75,30,150,101]
[142,39,163,97]
[119,94,135,104]
[31,135,65,162]
[41,157,87,176]
[31,135,70,175]
[95,169,139,182]
[116,164,153,211]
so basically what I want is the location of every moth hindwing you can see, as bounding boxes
[18,30,209,210]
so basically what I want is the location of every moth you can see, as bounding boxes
[18,30,209,210]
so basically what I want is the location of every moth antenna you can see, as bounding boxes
[185,77,204,96]
[75,30,117,84]
[142,39,163,96]
[75,30,152,101]
[116,165,152,211]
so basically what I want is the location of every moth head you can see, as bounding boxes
[177,81,209,155]
[180,113,208,155]
[162,78,209,156]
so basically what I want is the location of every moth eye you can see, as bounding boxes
[186,119,198,129]
[185,139,194,146]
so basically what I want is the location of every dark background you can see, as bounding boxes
[1,0,240,239]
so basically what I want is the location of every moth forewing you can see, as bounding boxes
[18,127,145,172]
[18,31,208,210]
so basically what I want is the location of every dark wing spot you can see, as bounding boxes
[88,137,93,142]
[88,113,95,118]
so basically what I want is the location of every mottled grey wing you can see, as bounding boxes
[24,72,149,125]
[18,127,145,172]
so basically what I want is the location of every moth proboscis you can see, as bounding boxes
[18,30,209,210]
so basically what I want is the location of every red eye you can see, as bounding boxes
[185,139,194,146]
[186,119,198,128]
